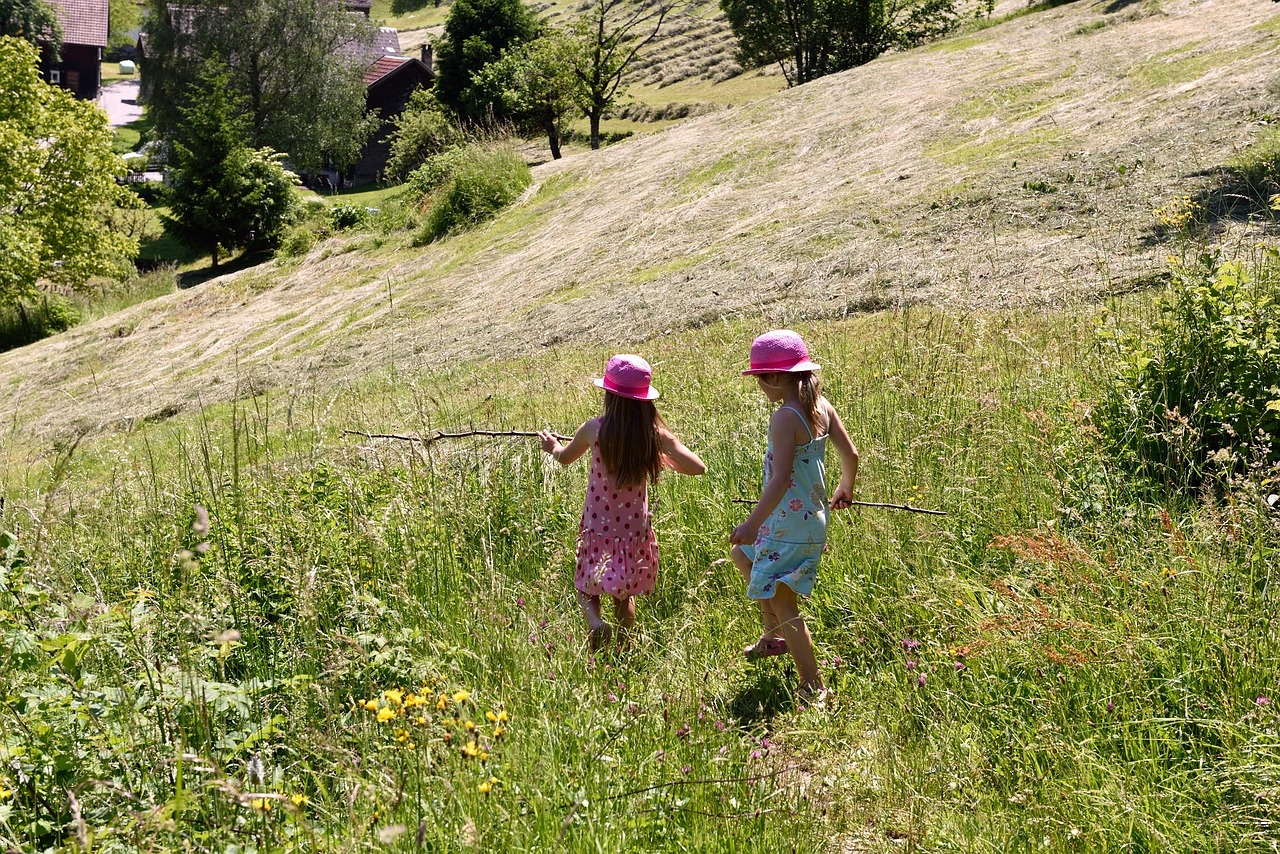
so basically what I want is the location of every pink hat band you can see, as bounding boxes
[742,329,821,375]
[594,354,660,401]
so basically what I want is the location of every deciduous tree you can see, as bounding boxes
[720,0,958,86]
[383,88,463,181]
[0,0,60,55]
[432,0,538,123]
[471,31,577,159]
[0,36,138,309]
[568,0,673,150]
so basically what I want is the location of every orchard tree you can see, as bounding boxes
[568,0,673,150]
[721,0,959,86]
[142,0,375,171]
[432,0,538,123]
[471,31,577,159]
[165,68,300,268]
[0,36,139,308]
[0,0,60,56]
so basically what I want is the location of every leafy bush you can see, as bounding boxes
[275,222,319,258]
[1095,251,1280,490]
[384,89,464,182]
[410,145,532,245]
[0,294,82,351]
[330,204,369,230]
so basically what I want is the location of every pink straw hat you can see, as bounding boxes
[742,329,822,376]
[595,354,660,401]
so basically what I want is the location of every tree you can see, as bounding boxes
[0,36,139,309]
[141,0,375,172]
[721,0,959,86]
[107,0,139,51]
[0,0,60,57]
[433,0,538,123]
[383,88,463,181]
[567,0,673,150]
[164,68,300,268]
[471,31,577,159]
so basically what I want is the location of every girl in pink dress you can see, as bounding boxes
[540,355,705,649]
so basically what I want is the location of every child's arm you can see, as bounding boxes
[730,409,798,545]
[824,401,860,510]
[658,428,706,476]
[539,419,596,467]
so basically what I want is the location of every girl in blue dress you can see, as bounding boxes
[730,330,860,699]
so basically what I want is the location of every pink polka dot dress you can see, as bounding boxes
[576,424,659,599]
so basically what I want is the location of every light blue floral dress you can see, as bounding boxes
[741,405,828,600]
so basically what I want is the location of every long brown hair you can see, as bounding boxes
[796,371,823,436]
[599,392,665,489]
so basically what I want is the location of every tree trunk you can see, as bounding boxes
[589,109,602,150]
[546,121,562,160]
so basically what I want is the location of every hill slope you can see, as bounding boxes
[4,0,1278,440]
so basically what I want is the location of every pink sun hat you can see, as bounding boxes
[742,329,822,376]
[595,354,660,400]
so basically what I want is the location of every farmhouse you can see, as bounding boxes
[352,47,435,184]
[40,0,108,100]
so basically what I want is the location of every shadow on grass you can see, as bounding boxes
[722,668,795,727]
[176,250,275,289]
[1139,163,1279,247]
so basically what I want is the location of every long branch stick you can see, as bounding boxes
[731,497,946,516]
[343,428,571,446]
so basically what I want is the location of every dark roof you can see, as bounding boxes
[339,26,401,67]
[45,0,108,47]
[347,0,372,13]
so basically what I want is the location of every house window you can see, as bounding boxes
[49,69,61,85]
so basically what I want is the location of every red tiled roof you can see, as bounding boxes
[364,55,412,86]
[45,0,108,48]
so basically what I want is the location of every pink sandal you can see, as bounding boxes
[744,636,788,661]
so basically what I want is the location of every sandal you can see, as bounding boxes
[743,636,788,661]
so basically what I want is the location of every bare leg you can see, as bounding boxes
[732,546,782,651]
[612,595,636,633]
[578,590,612,650]
[769,582,824,693]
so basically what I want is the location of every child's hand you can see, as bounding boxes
[831,483,854,510]
[730,521,759,545]
[537,430,559,456]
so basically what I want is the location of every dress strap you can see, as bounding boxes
[780,405,814,441]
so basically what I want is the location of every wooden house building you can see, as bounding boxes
[40,0,108,100]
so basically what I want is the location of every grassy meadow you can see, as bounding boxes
[3,265,1279,851]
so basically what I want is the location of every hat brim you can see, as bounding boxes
[594,378,660,400]
[741,360,822,376]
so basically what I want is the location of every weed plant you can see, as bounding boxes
[1,294,1278,850]
[410,144,533,245]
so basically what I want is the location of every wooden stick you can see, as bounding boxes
[731,497,946,516]
[343,428,571,447]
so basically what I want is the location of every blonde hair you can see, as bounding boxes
[761,371,823,436]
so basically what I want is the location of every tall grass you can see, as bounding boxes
[1,304,1277,851]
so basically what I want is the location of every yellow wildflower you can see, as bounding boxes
[497,710,509,723]
[464,720,476,732]
[462,741,480,758]
[452,690,471,704]
[290,793,309,807]
[415,715,428,726]
[0,786,12,800]
[251,798,272,812]
[383,689,404,706]
[493,726,505,738]
[486,711,498,723]
[362,699,379,711]
[480,751,489,762]
[478,780,493,794]
[377,707,395,723]
[436,696,447,711]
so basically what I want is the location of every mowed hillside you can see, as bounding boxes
[4,0,1278,440]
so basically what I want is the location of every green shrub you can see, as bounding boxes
[0,294,82,351]
[410,145,531,245]
[276,222,320,258]
[330,204,368,230]
[1095,251,1280,490]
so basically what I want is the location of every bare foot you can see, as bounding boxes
[743,635,788,661]
[588,623,613,651]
